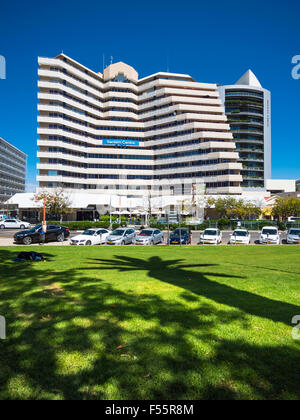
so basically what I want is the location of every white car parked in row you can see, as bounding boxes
[134,228,163,245]
[106,228,136,245]
[200,228,222,245]
[0,219,31,230]
[230,229,251,245]
[259,226,280,245]
[70,228,111,246]
[286,228,300,245]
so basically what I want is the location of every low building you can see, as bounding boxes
[265,179,296,195]
[8,191,269,224]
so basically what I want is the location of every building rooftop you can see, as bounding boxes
[235,69,262,88]
[0,136,27,157]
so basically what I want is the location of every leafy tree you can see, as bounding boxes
[34,189,72,223]
[272,197,300,220]
[206,197,261,220]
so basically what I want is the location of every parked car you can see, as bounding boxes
[134,228,163,245]
[106,228,136,245]
[14,224,70,245]
[0,218,30,230]
[230,229,251,245]
[286,228,300,244]
[259,226,280,245]
[200,228,222,245]
[288,217,300,223]
[169,228,191,245]
[70,228,110,246]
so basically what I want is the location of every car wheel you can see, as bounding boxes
[85,240,92,246]
[20,225,25,229]
[57,233,64,242]
[23,236,32,245]
[121,240,125,246]
[0,225,5,230]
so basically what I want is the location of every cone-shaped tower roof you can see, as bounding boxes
[235,69,262,88]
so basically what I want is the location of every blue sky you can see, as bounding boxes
[0,0,299,189]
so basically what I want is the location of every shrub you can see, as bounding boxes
[111,223,121,231]
[47,221,110,230]
[217,218,235,231]
[258,220,277,230]
[277,221,287,231]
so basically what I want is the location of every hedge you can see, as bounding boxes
[47,221,112,230]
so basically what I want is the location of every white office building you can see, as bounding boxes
[37,53,243,199]
[218,70,271,190]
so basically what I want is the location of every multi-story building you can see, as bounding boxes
[218,70,271,190]
[37,53,243,198]
[0,137,26,201]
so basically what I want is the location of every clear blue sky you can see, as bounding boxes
[0,0,299,190]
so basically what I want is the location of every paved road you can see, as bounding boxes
[0,228,293,246]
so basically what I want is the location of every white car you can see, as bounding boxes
[134,228,163,245]
[286,228,300,245]
[0,218,30,230]
[106,228,136,245]
[259,226,280,245]
[200,228,222,245]
[70,228,110,246]
[230,229,251,245]
[288,217,300,223]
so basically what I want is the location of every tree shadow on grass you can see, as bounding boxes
[85,255,300,326]
[0,249,300,400]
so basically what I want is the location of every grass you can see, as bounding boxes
[0,245,300,400]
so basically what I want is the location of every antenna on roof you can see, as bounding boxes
[110,56,113,65]
[102,54,105,73]
[166,53,169,73]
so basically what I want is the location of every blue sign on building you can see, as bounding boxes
[102,139,140,147]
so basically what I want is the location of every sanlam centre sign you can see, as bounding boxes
[102,139,140,147]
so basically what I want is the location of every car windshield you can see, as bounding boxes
[82,230,96,236]
[139,230,153,236]
[289,230,300,235]
[262,229,277,235]
[28,224,42,232]
[233,231,248,237]
[111,230,125,236]
[173,229,188,235]
[204,230,217,236]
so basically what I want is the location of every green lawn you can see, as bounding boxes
[0,246,300,400]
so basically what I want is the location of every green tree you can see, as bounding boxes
[272,197,300,221]
[34,189,72,223]
[206,197,261,220]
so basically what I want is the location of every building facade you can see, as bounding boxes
[218,70,271,190]
[0,137,26,201]
[37,54,243,198]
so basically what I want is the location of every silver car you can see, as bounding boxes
[287,228,300,244]
[106,228,136,245]
[0,218,31,230]
[135,228,163,245]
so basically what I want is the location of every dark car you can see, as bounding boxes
[14,224,70,245]
[169,228,191,245]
